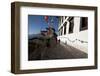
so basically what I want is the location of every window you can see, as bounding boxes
[80,17,88,31]
[58,29,60,36]
[65,16,67,19]
[61,27,63,35]
[64,22,67,35]
[68,17,74,34]
[61,16,63,23]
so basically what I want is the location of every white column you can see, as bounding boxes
[66,21,70,35]
[74,17,80,33]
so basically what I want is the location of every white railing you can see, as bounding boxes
[58,36,88,44]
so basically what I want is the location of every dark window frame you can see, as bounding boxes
[80,17,88,31]
[65,16,67,19]
[61,27,63,35]
[68,17,74,34]
[64,22,67,35]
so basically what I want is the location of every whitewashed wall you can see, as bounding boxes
[58,17,88,53]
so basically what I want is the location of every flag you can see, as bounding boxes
[44,16,48,22]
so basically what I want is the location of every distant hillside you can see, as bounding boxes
[28,33,44,40]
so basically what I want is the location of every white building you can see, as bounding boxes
[57,16,88,53]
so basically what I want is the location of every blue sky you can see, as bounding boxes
[28,15,59,35]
